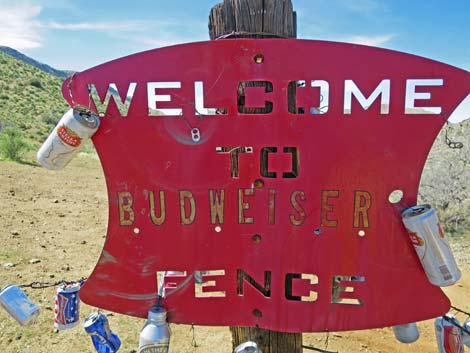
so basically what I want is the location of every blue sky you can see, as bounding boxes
[0,0,469,72]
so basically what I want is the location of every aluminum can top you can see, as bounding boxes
[83,312,103,329]
[148,306,167,323]
[234,341,262,353]
[73,106,100,129]
[402,204,432,219]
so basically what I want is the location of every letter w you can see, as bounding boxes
[88,83,137,117]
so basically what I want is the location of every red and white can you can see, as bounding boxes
[54,282,80,330]
[401,205,461,286]
[37,106,100,170]
[435,314,464,353]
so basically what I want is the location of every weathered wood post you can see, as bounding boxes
[208,1,302,352]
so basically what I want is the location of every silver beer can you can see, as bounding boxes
[37,106,100,170]
[435,314,464,353]
[234,341,263,353]
[393,322,420,343]
[401,205,461,286]
[462,319,470,347]
[138,306,171,353]
[0,285,40,326]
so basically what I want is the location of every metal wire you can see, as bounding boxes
[451,305,470,316]
[190,324,199,347]
[18,277,87,289]
[215,31,287,40]
[442,314,470,336]
[445,125,464,149]
[302,345,338,353]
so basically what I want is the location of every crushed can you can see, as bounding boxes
[37,106,100,170]
[435,314,464,353]
[234,341,263,353]
[84,312,121,353]
[0,285,40,326]
[462,319,470,347]
[393,322,420,343]
[54,282,80,330]
[402,205,461,286]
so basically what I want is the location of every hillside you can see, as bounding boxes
[0,51,70,145]
[0,46,73,79]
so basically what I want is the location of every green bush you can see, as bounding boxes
[0,127,30,161]
[28,78,44,90]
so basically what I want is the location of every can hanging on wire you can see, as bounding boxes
[54,282,80,330]
[392,322,420,343]
[435,314,464,353]
[37,106,100,170]
[0,285,40,326]
[401,205,461,287]
[462,319,470,347]
[84,312,121,353]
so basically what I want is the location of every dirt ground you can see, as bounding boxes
[0,155,469,353]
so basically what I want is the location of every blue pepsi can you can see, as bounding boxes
[54,282,80,330]
[84,312,121,353]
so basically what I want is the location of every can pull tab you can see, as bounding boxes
[191,128,201,142]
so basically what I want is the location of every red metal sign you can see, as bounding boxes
[63,39,470,333]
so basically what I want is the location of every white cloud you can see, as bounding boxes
[0,3,43,49]
[346,34,395,47]
[43,20,154,31]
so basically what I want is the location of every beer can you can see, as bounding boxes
[462,319,470,347]
[401,205,461,286]
[0,285,40,326]
[54,282,80,330]
[37,106,100,170]
[393,322,420,343]
[234,341,263,353]
[84,312,121,353]
[435,314,464,353]
[138,306,171,353]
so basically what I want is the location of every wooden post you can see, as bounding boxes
[208,1,302,352]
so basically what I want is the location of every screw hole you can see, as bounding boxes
[254,54,264,64]
[254,179,264,189]
[388,190,404,204]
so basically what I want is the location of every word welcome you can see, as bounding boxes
[88,79,444,117]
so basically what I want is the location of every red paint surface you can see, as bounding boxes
[62,39,470,332]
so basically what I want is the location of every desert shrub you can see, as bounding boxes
[28,78,44,90]
[41,114,60,126]
[0,127,30,161]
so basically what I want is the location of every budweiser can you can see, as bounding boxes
[393,322,420,343]
[54,282,80,330]
[435,314,464,353]
[0,285,40,326]
[37,106,100,170]
[462,319,470,347]
[138,306,171,353]
[234,341,263,353]
[84,312,121,353]
[401,205,461,286]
